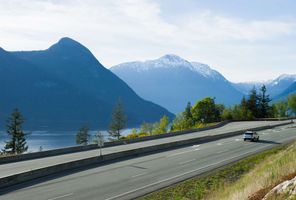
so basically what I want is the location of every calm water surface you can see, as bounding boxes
[0,129,133,152]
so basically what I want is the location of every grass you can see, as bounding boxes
[0,152,17,158]
[139,140,296,200]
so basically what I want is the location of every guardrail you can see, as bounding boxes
[0,121,292,190]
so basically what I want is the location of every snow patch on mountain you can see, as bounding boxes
[190,62,223,80]
[112,54,222,80]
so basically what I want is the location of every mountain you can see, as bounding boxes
[267,74,296,97]
[274,82,296,101]
[232,82,263,95]
[111,54,243,113]
[0,38,173,130]
[233,74,296,98]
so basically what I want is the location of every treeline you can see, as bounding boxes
[223,86,296,120]
[1,87,295,154]
[222,85,273,120]
[124,85,296,138]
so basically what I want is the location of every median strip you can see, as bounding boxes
[0,121,292,190]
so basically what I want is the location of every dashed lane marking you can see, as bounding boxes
[47,193,73,200]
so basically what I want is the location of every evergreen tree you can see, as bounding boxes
[76,125,90,145]
[183,102,194,128]
[247,87,259,118]
[240,96,248,119]
[3,109,28,154]
[258,85,272,118]
[108,99,127,140]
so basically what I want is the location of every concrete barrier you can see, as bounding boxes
[0,121,292,190]
[0,121,230,164]
[0,119,293,164]
[0,144,98,164]
[103,120,231,147]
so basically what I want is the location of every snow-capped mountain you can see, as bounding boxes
[274,82,296,101]
[233,74,296,98]
[190,62,224,80]
[111,54,243,113]
[115,54,224,80]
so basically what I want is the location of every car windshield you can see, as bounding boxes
[244,132,253,135]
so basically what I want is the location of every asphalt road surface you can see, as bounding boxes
[0,123,295,200]
[0,121,289,179]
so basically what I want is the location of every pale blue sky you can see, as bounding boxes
[0,0,295,82]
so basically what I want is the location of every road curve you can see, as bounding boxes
[0,121,289,179]
[0,123,295,200]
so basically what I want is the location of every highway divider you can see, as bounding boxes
[0,121,231,164]
[1,119,294,165]
[0,121,292,190]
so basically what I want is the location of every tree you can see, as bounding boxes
[108,99,127,140]
[191,97,220,123]
[247,87,259,118]
[3,109,28,154]
[221,108,233,120]
[274,100,288,117]
[76,125,90,145]
[140,122,154,135]
[171,113,187,131]
[183,102,194,127]
[153,115,169,134]
[288,94,296,115]
[258,85,272,118]
[240,96,249,119]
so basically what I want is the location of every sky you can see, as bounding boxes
[0,0,295,82]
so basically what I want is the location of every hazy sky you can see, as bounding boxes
[0,0,295,82]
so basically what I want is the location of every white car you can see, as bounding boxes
[243,131,259,142]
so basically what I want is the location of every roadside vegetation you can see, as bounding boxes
[139,139,296,200]
[122,86,296,140]
[1,86,295,154]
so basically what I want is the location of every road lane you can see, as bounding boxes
[0,124,295,200]
[0,121,289,179]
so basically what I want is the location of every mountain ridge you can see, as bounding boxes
[111,55,243,113]
[233,74,296,98]
[0,38,174,130]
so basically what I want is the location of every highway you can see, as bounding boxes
[0,121,289,179]
[0,123,295,200]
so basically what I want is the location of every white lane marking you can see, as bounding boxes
[192,145,200,148]
[179,159,196,165]
[217,143,222,145]
[132,172,147,178]
[105,145,272,200]
[166,148,200,158]
[47,193,73,200]
[235,139,240,141]
[217,149,229,154]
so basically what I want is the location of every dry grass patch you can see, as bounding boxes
[208,141,296,200]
